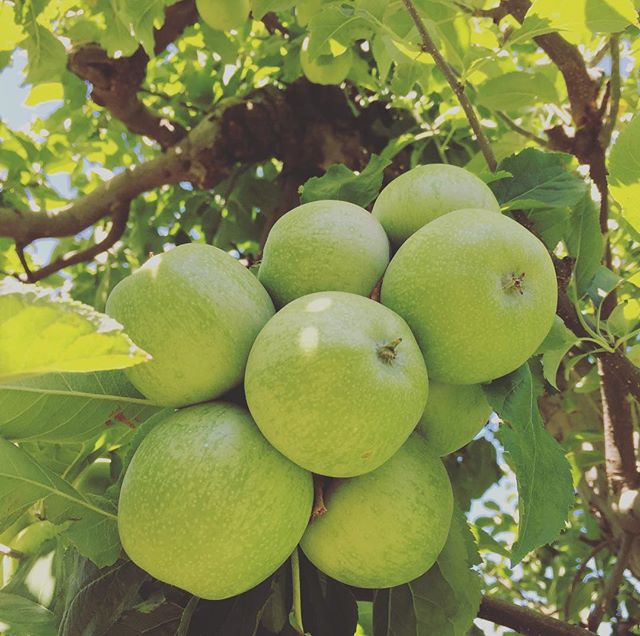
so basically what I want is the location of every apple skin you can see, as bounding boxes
[245,291,428,477]
[118,402,313,600]
[300,434,453,588]
[416,382,491,456]
[300,37,353,85]
[195,0,250,31]
[258,200,390,307]
[381,209,557,384]
[105,244,274,408]
[372,164,501,246]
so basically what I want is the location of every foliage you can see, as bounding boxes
[0,0,639,635]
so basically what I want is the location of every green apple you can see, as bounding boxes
[381,209,557,384]
[196,0,250,31]
[73,459,112,495]
[300,434,453,588]
[118,402,313,600]
[106,244,274,408]
[416,382,491,456]
[372,164,501,245]
[300,37,353,85]
[245,291,428,477]
[258,200,390,307]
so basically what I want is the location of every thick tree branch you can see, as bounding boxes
[479,597,596,636]
[67,0,198,149]
[401,0,497,171]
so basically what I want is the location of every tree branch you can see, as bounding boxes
[563,540,608,621]
[587,533,634,631]
[479,597,596,636]
[18,202,131,283]
[602,35,621,147]
[401,0,497,171]
[496,111,549,147]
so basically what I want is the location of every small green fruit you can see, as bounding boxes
[372,164,501,245]
[381,209,557,384]
[196,0,250,31]
[73,460,112,495]
[300,37,353,85]
[245,291,428,477]
[416,382,491,456]
[258,200,389,307]
[106,244,274,408]
[118,402,313,600]
[300,434,453,588]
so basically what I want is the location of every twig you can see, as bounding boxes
[401,0,497,171]
[587,533,634,631]
[15,242,33,282]
[290,549,304,635]
[496,111,549,147]
[19,203,131,283]
[602,35,621,147]
[563,540,608,620]
[0,545,25,560]
[479,597,596,635]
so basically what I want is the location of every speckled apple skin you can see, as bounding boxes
[118,402,313,600]
[106,244,274,408]
[381,209,557,384]
[372,164,501,245]
[258,200,389,307]
[244,291,428,477]
[300,434,453,588]
[416,381,491,456]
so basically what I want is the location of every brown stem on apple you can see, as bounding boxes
[503,272,526,295]
[377,338,403,364]
[311,475,328,522]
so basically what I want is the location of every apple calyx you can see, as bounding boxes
[377,337,402,364]
[503,272,526,295]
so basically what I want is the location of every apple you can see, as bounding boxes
[372,164,501,245]
[73,459,112,494]
[258,200,390,307]
[381,209,557,384]
[195,0,250,31]
[118,402,313,600]
[300,434,453,588]
[416,382,491,456]
[300,37,353,85]
[106,244,274,408]
[245,291,428,477]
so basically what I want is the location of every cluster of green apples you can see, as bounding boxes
[107,163,557,600]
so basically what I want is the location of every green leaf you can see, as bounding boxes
[0,592,57,636]
[609,115,640,232]
[306,4,369,58]
[251,0,296,20]
[535,316,578,388]
[0,4,25,52]
[58,556,149,636]
[0,370,161,444]
[586,265,622,307]
[300,154,390,207]
[491,149,587,210]
[564,192,603,295]
[0,280,149,383]
[476,71,558,111]
[484,365,574,564]
[0,437,120,567]
[112,0,179,56]
[372,507,482,636]
[22,24,67,86]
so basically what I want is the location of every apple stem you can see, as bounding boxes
[377,337,402,363]
[503,272,526,295]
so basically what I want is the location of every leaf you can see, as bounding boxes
[112,0,179,56]
[535,316,578,388]
[609,115,640,232]
[0,370,161,444]
[58,555,149,636]
[0,3,25,52]
[476,71,558,111]
[300,154,390,207]
[105,601,183,636]
[306,4,369,58]
[491,148,587,210]
[0,592,58,635]
[564,192,603,295]
[0,279,149,383]
[372,507,482,636]
[251,0,296,20]
[524,207,570,250]
[484,365,574,564]
[585,265,622,307]
[22,23,67,85]
[0,437,120,566]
